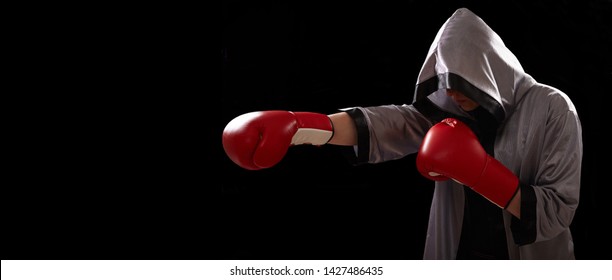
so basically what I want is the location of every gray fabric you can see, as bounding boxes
[345,8,582,259]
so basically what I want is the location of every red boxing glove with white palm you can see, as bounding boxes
[222,110,333,170]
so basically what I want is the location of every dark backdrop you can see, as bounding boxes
[3,0,610,260]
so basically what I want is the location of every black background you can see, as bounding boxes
[4,0,611,260]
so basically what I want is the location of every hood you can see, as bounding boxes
[413,8,536,123]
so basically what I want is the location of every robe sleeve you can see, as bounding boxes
[511,108,582,245]
[340,104,432,164]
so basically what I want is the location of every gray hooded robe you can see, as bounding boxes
[341,8,582,259]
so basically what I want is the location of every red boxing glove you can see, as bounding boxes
[416,118,519,208]
[222,110,333,170]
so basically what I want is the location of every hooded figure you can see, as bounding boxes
[340,8,583,259]
[221,7,583,260]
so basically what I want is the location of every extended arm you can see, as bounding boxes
[327,112,357,146]
[222,110,359,170]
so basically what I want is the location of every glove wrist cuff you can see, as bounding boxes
[472,156,519,208]
[290,112,334,145]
